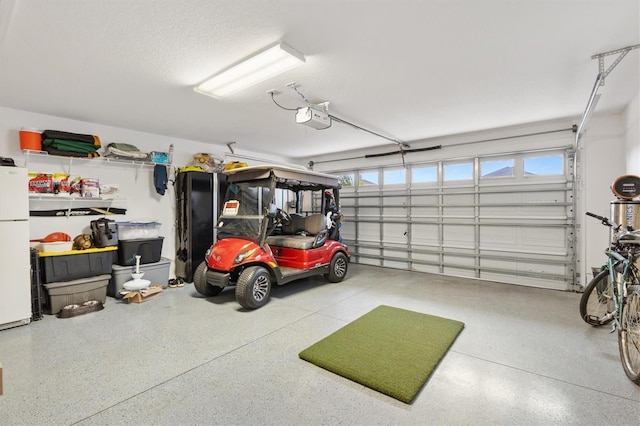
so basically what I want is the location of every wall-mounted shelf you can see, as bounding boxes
[29,195,127,217]
[22,149,160,170]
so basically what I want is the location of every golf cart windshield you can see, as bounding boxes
[217,180,272,241]
[217,165,343,245]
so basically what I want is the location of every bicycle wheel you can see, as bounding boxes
[619,286,640,384]
[579,267,614,326]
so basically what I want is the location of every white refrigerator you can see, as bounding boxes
[0,166,31,330]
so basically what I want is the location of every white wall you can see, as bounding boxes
[0,106,289,279]
[625,92,640,173]
[578,112,627,283]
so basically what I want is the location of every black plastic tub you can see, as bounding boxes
[117,237,164,266]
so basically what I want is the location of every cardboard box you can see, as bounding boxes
[123,285,163,303]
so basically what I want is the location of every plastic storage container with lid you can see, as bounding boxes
[117,221,161,239]
[117,237,164,266]
[19,127,42,151]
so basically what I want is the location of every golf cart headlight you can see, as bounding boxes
[234,248,257,264]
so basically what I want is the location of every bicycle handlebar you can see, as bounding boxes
[586,211,623,231]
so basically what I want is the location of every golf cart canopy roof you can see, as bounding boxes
[224,165,341,190]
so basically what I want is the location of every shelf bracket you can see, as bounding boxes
[591,43,640,86]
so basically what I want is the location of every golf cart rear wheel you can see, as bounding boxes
[193,261,224,297]
[324,252,348,283]
[236,266,272,309]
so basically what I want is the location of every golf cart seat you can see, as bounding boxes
[266,213,328,250]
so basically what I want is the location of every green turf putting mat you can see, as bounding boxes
[299,305,464,404]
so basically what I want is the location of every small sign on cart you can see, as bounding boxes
[223,200,240,216]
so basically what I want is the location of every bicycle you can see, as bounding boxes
[580,211,640,384]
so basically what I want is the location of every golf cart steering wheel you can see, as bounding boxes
[277,209,292,225]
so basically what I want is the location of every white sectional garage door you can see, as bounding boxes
[330,147,575,290]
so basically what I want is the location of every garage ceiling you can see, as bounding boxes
[0,0,638,159]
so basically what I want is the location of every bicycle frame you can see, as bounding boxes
[604,248,639,330]
[584,210,640,384]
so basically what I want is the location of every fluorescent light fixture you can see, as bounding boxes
[194,42,305,98]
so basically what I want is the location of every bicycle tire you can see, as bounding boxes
[619,286,640,385]
[579,267,615,326]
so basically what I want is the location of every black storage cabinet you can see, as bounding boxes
[175,171,225,283]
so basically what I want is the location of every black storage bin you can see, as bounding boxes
[118,237,164,266]
[40,248,115,284]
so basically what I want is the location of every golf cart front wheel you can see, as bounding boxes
[193,261,224,297]
[236,266,272,309]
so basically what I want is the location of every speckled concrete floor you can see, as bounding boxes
[1,264,639,425]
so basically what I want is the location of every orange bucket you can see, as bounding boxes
[19,128,42,151]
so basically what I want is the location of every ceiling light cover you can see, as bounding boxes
[194,42,305,98]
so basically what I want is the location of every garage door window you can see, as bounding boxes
[524,154,563,176]
[359,170,379,187]
[480,159,514,178]
[338,173,355,188]
[412,165,437,184]
[444,162,473,181]
[384,168,406,186]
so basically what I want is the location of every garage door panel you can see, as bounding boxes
[357,223,379,240]
[520,227,567,250]
[411,250,440,263]
[411,224,439,244]
[410,195,438,207]
[411,207,439,217]
[443,206,474,217]
[443,193,474,204]
[358,196,380,205]
[340,226,356,241]
[480,258,566,275]
[358,258,380,267]
[359,207,379,216]
[443,254,475,268]
[479,207,569,219]
[479,226,519,247]
[341,209,357,221]
[412,264,441,274]
[383,223,408,243]
[479,189,567,203]
[480,272,563,289]
[341,196,357,205]
[383,206,408,217]
[443,224,475,246]
[443,267,475,278]
[327,146,573,290]
[383,247,409,269]
[480,227,567,253]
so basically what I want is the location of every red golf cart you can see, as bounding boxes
[193,165,350,309]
